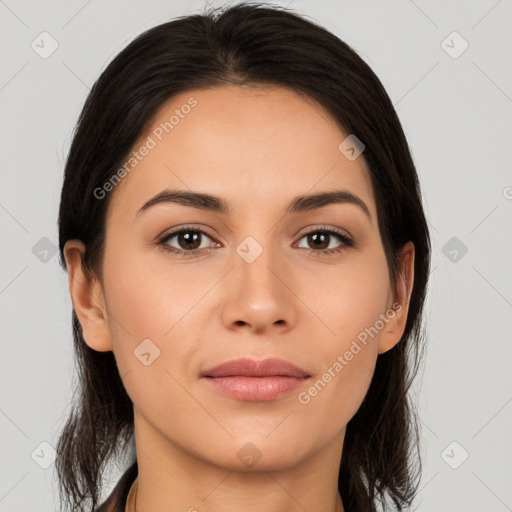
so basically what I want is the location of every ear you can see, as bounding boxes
[378,241,415,355]
[63,239,113,352]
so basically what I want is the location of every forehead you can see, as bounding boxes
[106,85,374,223]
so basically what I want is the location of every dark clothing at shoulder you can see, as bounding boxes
[95,461,138,512]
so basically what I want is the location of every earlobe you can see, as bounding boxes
[378,241,415,354]
[63,239,113,352]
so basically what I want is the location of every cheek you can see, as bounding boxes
[297,274,388,440]
[102,253,210,423]
[301,248,392,348]
[104,244,208,339]
[102,243,223,399]
[294,343,376,457]
[297,249,390,411]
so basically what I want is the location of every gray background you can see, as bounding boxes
[1,0,511,511]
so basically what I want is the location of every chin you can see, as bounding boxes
[203,437,309,473]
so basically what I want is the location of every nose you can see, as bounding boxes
[220,244,297,335]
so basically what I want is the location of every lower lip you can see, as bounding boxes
[202,376,308,401]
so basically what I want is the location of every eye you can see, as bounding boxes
[157,226,219,257]
[295,227,354,256]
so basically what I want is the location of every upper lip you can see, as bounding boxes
[201,357,311,378]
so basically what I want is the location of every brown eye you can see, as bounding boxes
[158,227,219,256]
[305,232,330,250]
[297,229,353,254]
[175,230,202,250]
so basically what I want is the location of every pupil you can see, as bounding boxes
[310,232,328,250]
[180,231,200,250]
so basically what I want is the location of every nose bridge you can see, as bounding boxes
[234,232,284,298]
[221,231,295,332]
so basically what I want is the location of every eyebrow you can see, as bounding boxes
[136,188,372,221]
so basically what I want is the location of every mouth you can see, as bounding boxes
[201,357,311,401]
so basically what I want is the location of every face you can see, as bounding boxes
[66,84,413,472]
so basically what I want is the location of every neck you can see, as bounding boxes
[131,409,346,512]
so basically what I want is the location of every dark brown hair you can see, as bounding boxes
[56,3,430,511]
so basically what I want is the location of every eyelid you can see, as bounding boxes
[158,224,218,241]
[296,224,353,240]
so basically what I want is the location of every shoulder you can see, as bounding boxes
[95,460,138,512]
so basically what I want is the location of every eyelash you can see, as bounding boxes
[156,225,355,258]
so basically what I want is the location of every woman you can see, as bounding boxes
[56,3,431,511]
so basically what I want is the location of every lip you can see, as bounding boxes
[201,357,311,401]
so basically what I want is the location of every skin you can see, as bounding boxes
[64,85,414,512]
